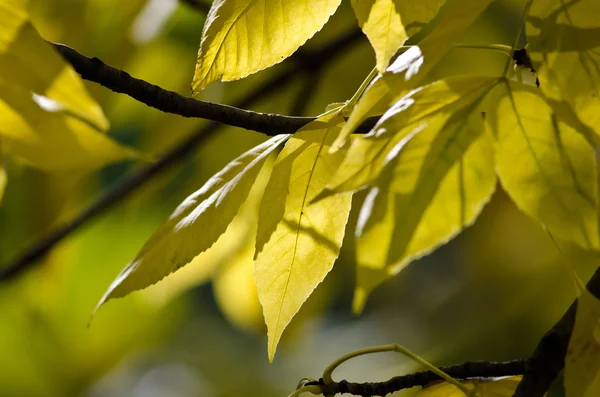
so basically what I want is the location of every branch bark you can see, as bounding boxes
[316,359,527,396]
[0,28,365,281]
[53,43,314,136]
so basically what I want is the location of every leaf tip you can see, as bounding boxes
[352,287,368,315]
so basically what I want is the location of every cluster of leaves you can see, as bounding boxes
[3,0,600,394]
[95,0,600,371]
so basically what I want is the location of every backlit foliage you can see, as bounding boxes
[2,1,600,394]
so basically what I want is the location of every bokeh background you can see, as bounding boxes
[0,0,598,396]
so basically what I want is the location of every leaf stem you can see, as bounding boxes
[454,43,513,58]
[343,66,379,112]
[503,0,533,77]
[321,344,473,396]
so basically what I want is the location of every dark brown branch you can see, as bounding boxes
[512,267,600,397]
[0,28,365,281]
[52,43,313,136]
[315,359,527,396]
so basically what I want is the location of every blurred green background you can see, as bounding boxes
[0,0,598,396]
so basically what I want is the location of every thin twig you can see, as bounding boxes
[53,43,313,136]
[316,359,527,396]
[0,28,365,281]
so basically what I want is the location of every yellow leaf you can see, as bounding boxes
[0,3,107,130]
[335,0,496,147]
[352,76,498,313]
[415,376,522,397]
[192,0,342,93]
[254,114,352,361]
[0,2,138,172]
[143,157,273,308]
[354,132,496,313]
[527,0,600,144]
[0,82,135,172]
[351,0,445,72]
[565,288,600,397]
[97,134,289,309]
[324,76,498,197]
[489,81,599,251]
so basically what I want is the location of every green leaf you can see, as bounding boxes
[335,0,496,146]
[352,77,498,313]
[565,288,600,397]
[254,114,352,361]
[351,0,445,72]
[527,0,600,144]
[96,134,289,309]
[192,0,342,93]
[0,2,136,172]
[323,76,499,198]
[415,376,522,397]
[489,81,599,251]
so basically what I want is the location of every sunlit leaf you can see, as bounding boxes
[323,76,498,198]
[97,134,289,310]
[351,0,445,72]
[192,0,342,93]
[335,0,496,147]
[254,114,352,361]
[0,2,107,129]
[415,376,522,397]
[0,2,138,172]
[527,0,600,144]
[0,82,136,172]
[565,288,600,397]
[353,77,498,313]
[489,81,599,251]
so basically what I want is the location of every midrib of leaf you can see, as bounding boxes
[504,82,593,245]
[273,129,331,335]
